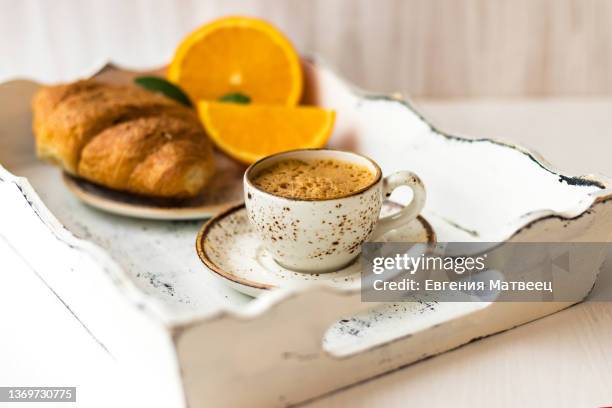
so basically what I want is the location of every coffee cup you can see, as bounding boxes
[244,148,426,273]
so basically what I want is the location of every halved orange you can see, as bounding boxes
[198,102,335,164]
[168,16,303,105]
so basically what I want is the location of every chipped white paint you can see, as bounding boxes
[1,59,611,407]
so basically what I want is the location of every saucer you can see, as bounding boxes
[62,152,245,220]
[196,202,436,297]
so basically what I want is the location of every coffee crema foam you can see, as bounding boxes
[251,158,376,200]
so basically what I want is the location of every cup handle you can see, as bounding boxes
[370,171,426,240]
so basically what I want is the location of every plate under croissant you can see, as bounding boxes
[38,66,246,220]
[62,149,244,220]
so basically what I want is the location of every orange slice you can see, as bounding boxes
[168,16,303,105]
[198,102,335,164]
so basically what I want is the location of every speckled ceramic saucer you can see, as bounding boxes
[196,202,436,297]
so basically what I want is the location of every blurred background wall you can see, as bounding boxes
[2,0,611,97]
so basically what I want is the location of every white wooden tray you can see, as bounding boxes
[1,59,611,407]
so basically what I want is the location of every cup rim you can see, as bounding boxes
[244,148,383,202]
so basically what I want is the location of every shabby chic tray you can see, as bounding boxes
[1,59,612,407]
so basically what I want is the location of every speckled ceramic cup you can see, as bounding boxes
[244,149,426,273]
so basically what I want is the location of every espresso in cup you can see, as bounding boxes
[244,149,426,273]
[251,158,376,200]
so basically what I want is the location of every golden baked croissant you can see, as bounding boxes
[32,80,215,198]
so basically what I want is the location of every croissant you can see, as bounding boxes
[32,80,215,198]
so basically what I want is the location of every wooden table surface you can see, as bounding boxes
[306,98,612,408]
[4,1,612,98]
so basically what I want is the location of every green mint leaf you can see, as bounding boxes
[219,93,251,104]
[134,76,192,107]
